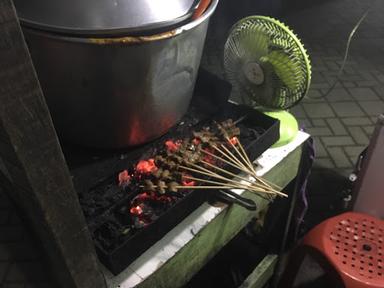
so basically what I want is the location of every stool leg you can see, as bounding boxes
[277,246,308,288]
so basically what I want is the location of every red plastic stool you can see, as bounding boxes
[279,212,384,288]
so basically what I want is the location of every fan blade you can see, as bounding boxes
[263,49,303,91]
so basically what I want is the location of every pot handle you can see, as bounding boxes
[192,0,211,19]
[216,189,257,211]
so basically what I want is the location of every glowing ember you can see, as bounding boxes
[202,148,216,165]
[182,180,196,186]
[229,136,238,145]
[134,192,151,202]
[165,140,181,152]
[182,174,196,186]
[136,159,157,174]
[118,170,131,186]
[130,205,143,215]
[154,195,174,203]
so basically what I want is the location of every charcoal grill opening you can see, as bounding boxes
[68,71,280,275]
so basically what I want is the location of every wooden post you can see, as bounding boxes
[0,1,106,287]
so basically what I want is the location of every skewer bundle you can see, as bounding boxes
[140,118,287,199]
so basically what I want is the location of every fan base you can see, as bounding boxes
[264,110,298,147]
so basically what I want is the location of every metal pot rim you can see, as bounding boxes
[23,0,218,45]
[16,0,201,36]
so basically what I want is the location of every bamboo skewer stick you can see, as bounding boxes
[181,175,270,194]
[200,149,246,172]
[179,164,268,193]
[179,158,287,197]
[181,160,273,193]
[201,160,280,194]
[179,164,222,180]
[181,168,275,194]
[233,115,248,125]
[201,142,284,196]
[225,136,254,173]
[215,129,281,192]
[215,121,252,170]
[142,185,252,191]
[233,137,257,174]
[218,144,250,172]
[210,145,242,168]
[200,148,279,191]
[209,145,250,174]
[210,144,244,169]
[234,138,282,191]
[216,144,275,192]
[224,137,277,194]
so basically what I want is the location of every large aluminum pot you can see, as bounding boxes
[23,0,218,148]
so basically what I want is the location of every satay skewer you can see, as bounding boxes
[179,163,250,188]
[181,175,279,195]
[199,160,283,195]
[174,138,283,196]
[180,176,269,193]
[181,166,286,197]
[143,185,252,190]
[233,115,248,125]
[211,144,249,172]
[141,179,271,193]
[218,134,278,200]
[199,149,277,188]
[188,157,278,193]
[231,137,282,190]
[212,127,282,192]
[225,136,254,172]
[219,144,251,172]
[179,162,286,197]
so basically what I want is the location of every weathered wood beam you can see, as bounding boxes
[0,1,106,287]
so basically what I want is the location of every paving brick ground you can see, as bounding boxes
[2,0,384,286]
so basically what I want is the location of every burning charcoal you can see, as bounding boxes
[181,174,196,187]
[165,140,182,152]
[130,205,143,216]
[118,170,131,187]
[136,159,157,174]
[228,136,238,146]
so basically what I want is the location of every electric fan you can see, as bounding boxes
[224,16,311,147]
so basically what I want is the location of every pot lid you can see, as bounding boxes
[14,0,200,36]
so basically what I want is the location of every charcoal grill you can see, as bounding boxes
[65,70,280,274]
